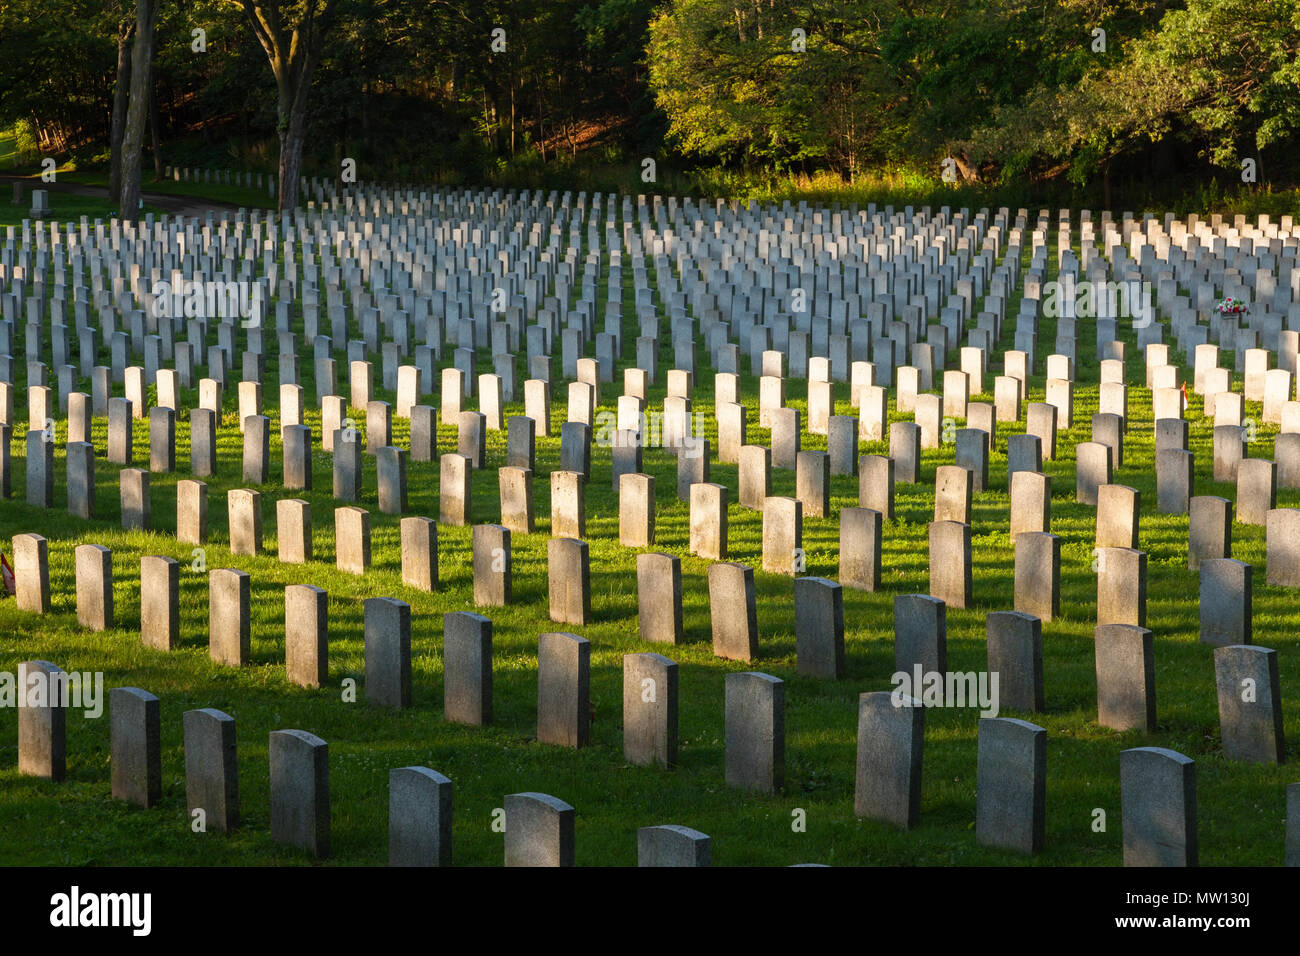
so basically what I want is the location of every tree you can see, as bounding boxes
[647,0,900,176]
[109,7,136,201]
[961,0,1300,194]
[120,0,161,215]
[235,0,340,212]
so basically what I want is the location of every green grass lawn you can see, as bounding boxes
[0,131,19,170]
[0,190,166,229]
[55,169,276,211]
[0,220,1295,867]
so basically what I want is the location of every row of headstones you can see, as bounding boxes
[12,324,1267,509]
[0,227,1228,442]
[1,235,609,399]
[7,210,1289,613]
[10,525,1285,770]
[9,522,847,677]
[12,336,1300,509]
[163,166,276,198]
[10,306,1300,595]
[16,656,1294,865]
[11,660,718,865]
[0,199,1258,468]
[5,189,1013,411]
[2,184,1024,429]
[2,196,1268,390]
[15,392,1300,637]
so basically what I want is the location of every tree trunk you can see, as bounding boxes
[276,66,313,213]
[119,0,158,216]
[951,151,979,183]
[240,0,336,214]
[108,19,134,202]
[149,47,163,181]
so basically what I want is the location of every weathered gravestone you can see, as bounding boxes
[894,594,946,675]
[439,454,472,525]
[794,577,845,679]
[1214,644,1285,764]
[762,496,803,575]
[689,482,728,559]
[1189,496,1232,571]
[389,767,453,867]
[986,610,1044,712]
[1095,624,1156,732]
[120,469,151,531]
[364,597,412,708]
[110,687,161,808]
[335,506,371,574]
[269,729,330,858]
[285,584,328,689]
[184,708,239,833]
[1097,547,1146,627]
[140,555,180,650]
[855,691,924,829]
[444,612,493,726]
[1236,458,1276,525]
[473,524,511,606]
[637,825,710,867]
[623,652,678,769]
[637,552,683,644]
[227,488,262,556]
[976,717,1046,855]
[860,454,896,520]
[1009,471,1050,540]
[1266,508,1300,586]
[177,479,207,545]
[208,568,251,667]
[1199,558,1252,647]
[25,431,55,509]
[890,421,921,483]
[934,464,971,524]
[709,562,759,661]
[400,516,438,592]
[74,544,112,631]
[1120,747,1196,867]
[839,507,881,591]
[17,660,65,780]
[504,792,574,867]
[547,537,591,626]
[1075,442,1111,506]
[929,520,972,609]
[277,499,312,564]
[725,672,784,794]
[1096,485,1139,550]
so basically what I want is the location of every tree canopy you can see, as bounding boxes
[2,0,1298,204]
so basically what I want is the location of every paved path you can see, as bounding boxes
[1,174,248,218]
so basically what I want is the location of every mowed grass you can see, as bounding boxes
[0,191,167,230]
[0,222,1296,867]
[55,169,276,211]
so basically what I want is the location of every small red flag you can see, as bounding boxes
[0,552,14,596]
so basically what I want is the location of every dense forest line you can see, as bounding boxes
[1,0,1297,211]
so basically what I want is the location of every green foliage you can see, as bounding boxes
[9,121,41,167]
[6,0,1300,210]
[960,0,1300,193]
